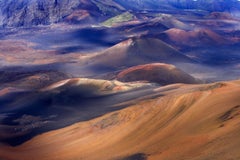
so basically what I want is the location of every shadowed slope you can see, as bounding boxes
[0,70,71,90]
[87,37,194,71]
[0,78,154,146]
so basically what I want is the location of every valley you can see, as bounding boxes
[0,0,240,160]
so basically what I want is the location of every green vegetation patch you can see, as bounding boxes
[101,12,134,27]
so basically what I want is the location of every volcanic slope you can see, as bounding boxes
[87,37,194,71]
[1,80,240,160]
[116,63,200,85]
[0,78,155,146]
[161,28,227,48]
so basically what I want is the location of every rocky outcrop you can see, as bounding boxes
[0,0,124,27]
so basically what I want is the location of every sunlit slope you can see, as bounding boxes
[41,77,148,97]
[1,80,240,160]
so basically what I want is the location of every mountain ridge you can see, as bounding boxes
[0,0,125,27]
[1,0,240,27]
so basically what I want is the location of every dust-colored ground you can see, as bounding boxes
[0,80,240,160]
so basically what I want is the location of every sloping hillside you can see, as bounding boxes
[87,37,194,70]
[1,80,240,160]
[116,63,200,85]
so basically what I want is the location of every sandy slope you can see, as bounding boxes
[0,80,240,160]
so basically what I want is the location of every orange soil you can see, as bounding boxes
[0,80,240,160]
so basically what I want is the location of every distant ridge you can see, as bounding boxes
[162,28,227,47]
[1,0,239,27]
